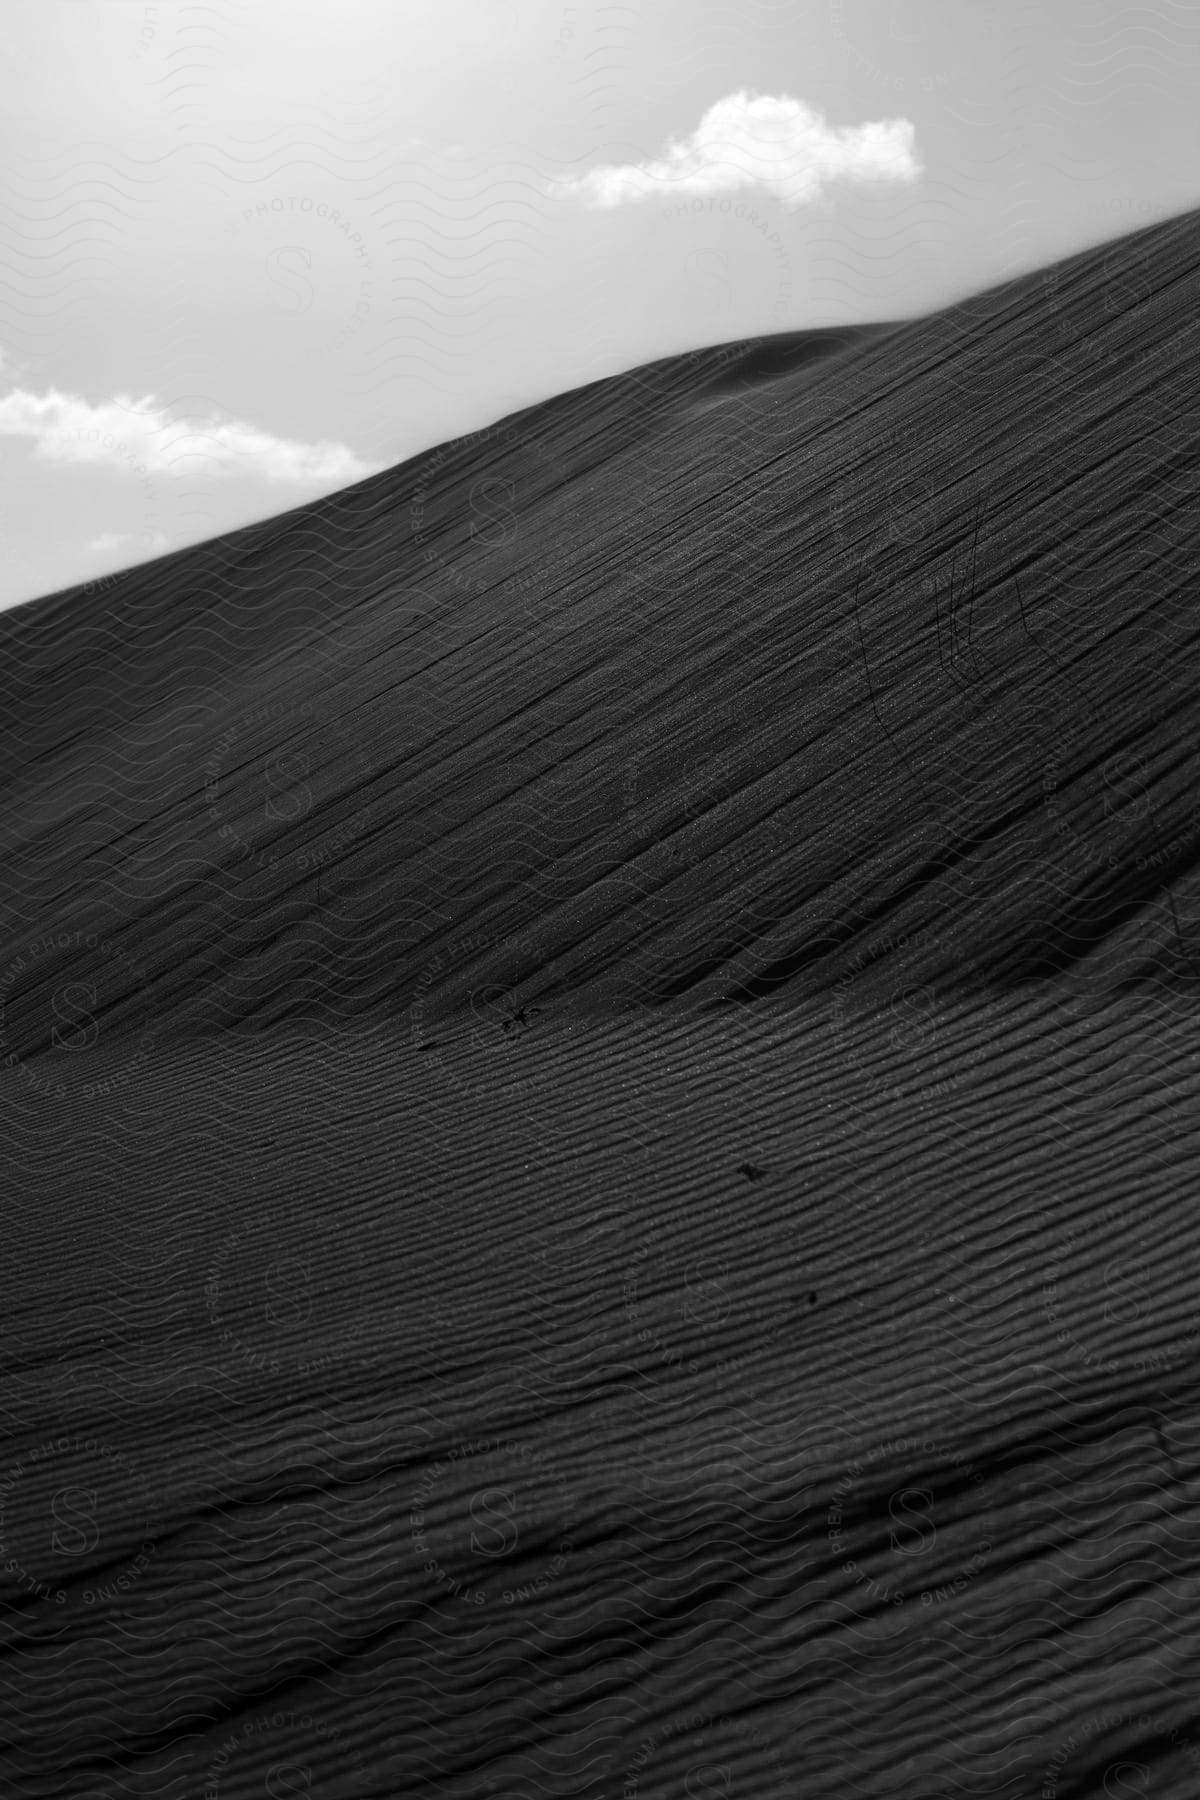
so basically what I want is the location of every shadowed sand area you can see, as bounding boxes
[2,210,1200,1797]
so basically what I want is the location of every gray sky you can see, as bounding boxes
[1,0,1197,610]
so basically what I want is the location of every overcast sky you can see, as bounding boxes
[1,0,1198,610]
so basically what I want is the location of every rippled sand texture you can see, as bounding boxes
[2,209,1200,1797]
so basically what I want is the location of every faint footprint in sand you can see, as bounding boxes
[468,983,540,1051]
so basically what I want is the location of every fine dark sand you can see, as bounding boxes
[2,209,1199,1797]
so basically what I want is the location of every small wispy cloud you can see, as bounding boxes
[559,91,922,209]
[0,388,380,484]
[87,530,171,555]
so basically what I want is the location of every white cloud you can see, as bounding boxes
[560,91,921,209]
[87,530,171,555]
[0,388,380,484]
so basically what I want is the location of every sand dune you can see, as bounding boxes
[2,210,1200,1796]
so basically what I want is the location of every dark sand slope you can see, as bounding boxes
[2,214,1200,1797]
